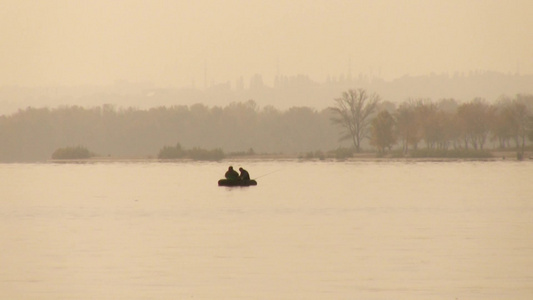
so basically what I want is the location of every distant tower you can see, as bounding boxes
[204,60,207,89]
[348,57,352,81]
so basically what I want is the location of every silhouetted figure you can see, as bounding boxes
[239,167,250,181]
[225,166,239,180]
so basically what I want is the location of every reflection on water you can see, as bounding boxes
[1,161,532,299]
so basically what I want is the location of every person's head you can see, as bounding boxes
[239,167,243,171]
[228,166,233,170]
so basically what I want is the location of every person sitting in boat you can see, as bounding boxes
[239,167,250,181]
[225,166,239,180]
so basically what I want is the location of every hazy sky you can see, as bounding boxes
[1,0,532,88]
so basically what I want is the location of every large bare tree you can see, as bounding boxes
[370,110,396,153]
[329,89,380,152]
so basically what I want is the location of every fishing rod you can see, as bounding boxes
[252,168,283,180]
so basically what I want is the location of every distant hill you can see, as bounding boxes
[1,71,532,115]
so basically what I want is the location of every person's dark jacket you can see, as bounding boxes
[239,168,250,180]
[225,167,239,180]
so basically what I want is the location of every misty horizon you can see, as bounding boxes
[2,1,532,88]
[1,68,531,90]
[2,70,533,116]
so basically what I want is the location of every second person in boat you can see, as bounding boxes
[239,167,250,181]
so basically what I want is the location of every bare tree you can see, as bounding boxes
[502,97,532,158]
[457,99,493,150]
[329,89,380,152]
[370,110,396,153]
[395,100,421,153]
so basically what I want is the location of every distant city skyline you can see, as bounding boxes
[2,70,532,116]
[1,1,532,88]
[2,68,528,91]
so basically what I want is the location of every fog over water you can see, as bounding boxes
[1,1,532,117]
[1,161,532,299]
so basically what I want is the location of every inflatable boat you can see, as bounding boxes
[218,179,257,187]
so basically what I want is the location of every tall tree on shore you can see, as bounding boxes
[370,110,396,153]
[457,99,493,150]
[395,100,421,153]
[329,89,380,152]
[503,96,533,157]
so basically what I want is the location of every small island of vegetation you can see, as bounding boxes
[158,143,225,161]
[51,146,95,160]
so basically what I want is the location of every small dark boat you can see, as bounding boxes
[218,179,257,187]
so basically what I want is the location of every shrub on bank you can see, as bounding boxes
[157,143,225,161]
[409,149,493,158]
[51,146,94,159]
[299,150,326,160]
[332,147,354,160]
[158,143,186,159]
[228,148,256,157]
[188,147,225,161]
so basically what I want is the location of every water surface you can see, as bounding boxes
[1,160,532,299]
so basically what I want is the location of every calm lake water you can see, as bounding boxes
[1,160,532,300]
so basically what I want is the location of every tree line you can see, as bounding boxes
[330,90,533,158]
[0,92,532,162]
[0,100,339,162]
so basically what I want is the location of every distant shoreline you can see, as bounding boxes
[47,150,531,163]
